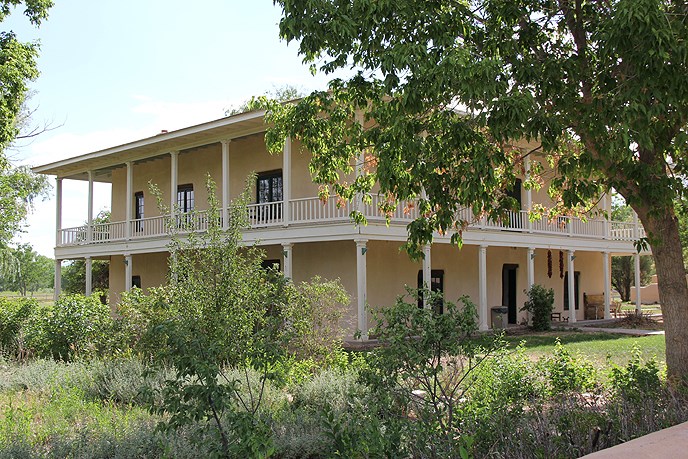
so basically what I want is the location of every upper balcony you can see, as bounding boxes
[57,195,646,248]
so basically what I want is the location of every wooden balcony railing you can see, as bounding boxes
[56,197,646,247]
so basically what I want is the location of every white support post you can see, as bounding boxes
[221,140,230,229]
[124,254,132,292]
[54,259,61,301]
[603,251,611,319]
[87,171,94,243]
[568,250,576,323]
[85,257,92,296]
[282,242,293,279]
[524,155,533,233]
[170,151,179,218]
[603,193,611,239]
[356,239,368,340]
[422,244,432,309]
[55,178,63,247]
[634,253,642,314]
[527,247,535,290]
[633,210,640,239]
[479,245,488,330]
[125,162,133,239]
[282,137,291,226]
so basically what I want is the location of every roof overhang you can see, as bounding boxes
[32,109,268,182]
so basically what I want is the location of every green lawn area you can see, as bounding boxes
[475,329,666,369]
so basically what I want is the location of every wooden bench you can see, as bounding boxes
[583,293,606,320]
[550,311,568,322]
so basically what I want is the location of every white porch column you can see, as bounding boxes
[124,254,132,292]
[54,259,61,301]
[125,162,133,239]
[281,242,293,279]
[87,171,94,243]
[422,244,432,309]
[479,245,488,330]
[527,247,535,290]
[85,257,92,296]
[221,140,230,229]
[634,253,642,314]
[603,193,611,239]
[568,250,576,323]
[524,155,533,233]
[170,151,179,217]
[282,137,291,226]
[603,251,611,319]
[355,239,368,340]
[55,177,63,247]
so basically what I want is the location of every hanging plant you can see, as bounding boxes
[547,250,552,278]
[559,250,564,279]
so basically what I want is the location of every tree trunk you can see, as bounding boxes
[637,206,688,382]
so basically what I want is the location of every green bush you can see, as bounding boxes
[521,284,555,331]
[356,290,488,458]
[540,340,598,394]
[0,297,37,359]
[25,293,113,360]
[609,346,661,401]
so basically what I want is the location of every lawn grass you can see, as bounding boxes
[484,329,666,369]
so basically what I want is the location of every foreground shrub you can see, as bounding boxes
[145,176,350,458]
[521,284,555,331]
[540,340,598,395]
[356,290,492,458]
[25,293,112,361]
[0,297,37,359]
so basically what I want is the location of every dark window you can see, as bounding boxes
[417,269,445,313]
[132,275,142,289]
[506,178,522,210]
[261,259,281,271]
[563,271,580,310]
[134,191,144,232]
[177,184,194,213]
[257,170,283,204]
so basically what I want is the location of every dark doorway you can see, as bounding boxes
[563,271,581,311]
[502,264,519,324]
[417,269,445,314]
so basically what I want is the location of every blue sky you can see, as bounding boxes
[7,1,343,257]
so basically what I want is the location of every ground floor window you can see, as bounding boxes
[132,275,142,289]
[261,259,281,271]
[563,271,580,310]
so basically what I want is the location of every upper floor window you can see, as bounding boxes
[257,170,283,204]
[134,191,144,232]
[177,184,194,213]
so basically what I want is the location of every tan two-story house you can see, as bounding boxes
[33,109,648,339]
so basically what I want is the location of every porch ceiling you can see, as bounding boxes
[32,109,268,182]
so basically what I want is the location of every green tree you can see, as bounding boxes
[264,0,688,380]
[611,203,654,302]
[224,84,303,116]
[612,255,654,302]
[61,259,109,295]
[0,243,53,295]
[61,211,110,295]
[0,1,53,272]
